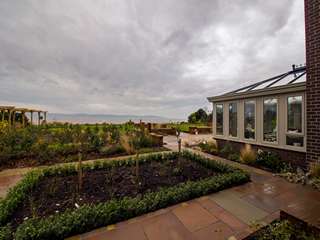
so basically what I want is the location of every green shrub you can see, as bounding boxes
[0,151,249,239]
[256,220,319,240]
[198,140,218,155]
[228,153,240,162]
[99,145,126,156]
[256,150,284,172]
[220,142,234,157]
[0,225,12,240]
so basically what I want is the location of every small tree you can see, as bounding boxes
[73,126,87,194]
[120,129,145,184]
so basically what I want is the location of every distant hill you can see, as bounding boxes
[48,113,183,124]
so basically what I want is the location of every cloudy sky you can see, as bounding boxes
[0,0,305,119]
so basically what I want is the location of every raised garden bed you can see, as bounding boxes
[0,151,249,240]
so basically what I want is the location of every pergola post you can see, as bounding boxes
[38,111,41,126]
[44,112,47,124]
[12,111,15,128]
[30,111,33,125]
[1,110,4,122]
[8,110,12,127]
[22,111,25,127]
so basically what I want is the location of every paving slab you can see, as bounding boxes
[210,190,269,224]
[172,202,218,232]
[142,212,195,240]
[0,174,23,198]
[192,221,234,240]
[81,223,147,240]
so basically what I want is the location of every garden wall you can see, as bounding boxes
[215,139,307,169]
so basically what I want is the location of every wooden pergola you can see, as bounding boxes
[0,106,47,127]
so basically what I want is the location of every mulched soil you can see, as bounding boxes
[0,147,168,170]
[11,158,219,227]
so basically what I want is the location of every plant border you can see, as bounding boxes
[0,151,250,240]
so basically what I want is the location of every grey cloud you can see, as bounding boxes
[0,0,305,118]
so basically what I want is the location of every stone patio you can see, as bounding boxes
[0,133,319,240]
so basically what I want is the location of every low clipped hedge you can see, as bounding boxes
[0,151,250,240]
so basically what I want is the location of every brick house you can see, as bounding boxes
[207,0,319,168]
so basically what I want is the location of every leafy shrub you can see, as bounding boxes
[255,220,319,240]
[198,140,218,155]
[240,144,256,165]
[220,142,234,158]
[228,153,240,162]
[99,145,126,156]
[256,150,284,172]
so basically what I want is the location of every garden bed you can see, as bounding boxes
[0,151,249,240]
[246,220,319,240]
[0,146,169,170]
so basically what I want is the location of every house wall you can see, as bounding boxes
[215,139,307,168]
[212,91,306,152]
[305,0,320,163]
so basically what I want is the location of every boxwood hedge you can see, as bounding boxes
[0,151,250,240]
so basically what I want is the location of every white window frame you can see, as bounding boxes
[244,99,257,142]
[215,103,224,136]
[262,97,279,145]
[228,102,238,139]
[285,94,305,150]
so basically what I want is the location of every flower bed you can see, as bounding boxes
[0,151,249,240]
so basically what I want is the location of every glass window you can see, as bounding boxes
[244,100,255,140]
[286,95,303,147]
[286,135,304,147]
[287,96,302,134]
[216,104,223,135]
[263,98,278,142]
[229,103,237,137]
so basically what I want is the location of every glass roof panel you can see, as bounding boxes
[270,72,305,88]
[250,79,276,91]
[234,86,252,93]
[291,73,306,84]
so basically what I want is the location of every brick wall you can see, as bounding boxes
[215,139,307,169]
[305,0,320,163]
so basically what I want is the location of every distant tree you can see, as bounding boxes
[188,112,197,123]
[188,108,208,123]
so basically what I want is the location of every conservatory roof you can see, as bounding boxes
[208,65,306,102]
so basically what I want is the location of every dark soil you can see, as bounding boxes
[0,147,169,171]
[11,158,218,227]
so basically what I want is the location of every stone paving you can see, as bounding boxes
[0,133,319,240]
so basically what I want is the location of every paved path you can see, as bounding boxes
[0,134,319,239]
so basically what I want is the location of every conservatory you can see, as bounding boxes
[207,65,307,156]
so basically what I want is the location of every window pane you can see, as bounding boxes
[229,103,237,137]
[286,135,304,147]
[244,100,255,139]
[216,104,223,135]
[287,96,302,133]
[263,98,278,142]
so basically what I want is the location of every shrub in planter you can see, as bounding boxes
[198,140,218,155]
[256,150,284,172]
[228,153,240,162]
[240,144,256,165]
[220,142,234,158]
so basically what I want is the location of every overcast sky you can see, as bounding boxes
[0,0,305,119]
